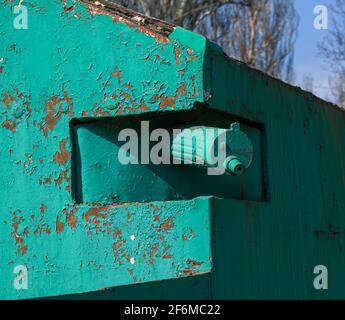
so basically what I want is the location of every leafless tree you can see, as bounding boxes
[112,0,298,82]
[318,0,345,107]
[328,77,345,108]
[215,0,298,82]
[302,73,315,93]
[114,0,248,27]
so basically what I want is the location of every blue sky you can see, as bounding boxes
[294,0,335,100]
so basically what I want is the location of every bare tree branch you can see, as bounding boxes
[319,0,345,107]
[111,0,298,82]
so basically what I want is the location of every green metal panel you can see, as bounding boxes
[205,44,345,300]
[0,0,213,299]
[1,0,345,300]
[1,198,212,299]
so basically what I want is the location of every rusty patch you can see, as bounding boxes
[186,48,193,55]
[82,0,174,44]
[2,119,16,132]
[111,66,123,83]
[56,216,65,234]
[113,239,125,251]
[113,228,122,239]
[187,258,202,267]
[148,243,158,265]
[150,94,158,102]
[124,82,132,89]
[84,207,108,223]
[120,91,133,101]
[39,174,53,186]
[55,167,71,191]
[158,217,174,232]
[159,95,176,109]
[180,268,197,276]
[40,89,73,137]
[39,204,47,213]
[127,268,137,283]
[54,138,71,166]
[176,82,187,97]
[111,227,130,265]
[40,96,62,137]
[34,205,51,236]
[138,99,150,111]
[174,47,182,65]
[11,211,28,256]
[23,227,29,237]
[92,106,110,117]
[0,91,16,108]
[83,207,109,233]
[159,83,189,109]
[62,204,78,229]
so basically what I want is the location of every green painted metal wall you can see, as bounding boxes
[1,0,345,299]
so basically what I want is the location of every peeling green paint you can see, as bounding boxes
[1,198,212,299]
[1,0,345,300]
[0,0,212,299]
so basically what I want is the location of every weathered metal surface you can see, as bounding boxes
[0,0,213,299]
[0,198,212,299]
[204,44,345,299]
[1,0,345,300]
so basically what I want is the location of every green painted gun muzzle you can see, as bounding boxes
[171,122,253,175]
